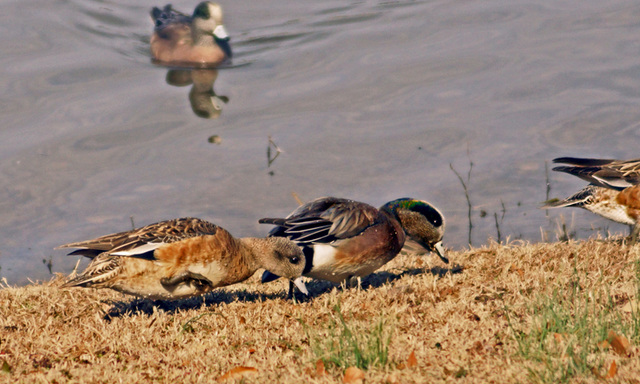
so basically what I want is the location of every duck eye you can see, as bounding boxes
[290,256,300,264]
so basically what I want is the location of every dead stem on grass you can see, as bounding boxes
[181,311,223,333]
[493,200,507,244]
[267,135,282,168]
[450,151,474,246]
[544,160,551,209]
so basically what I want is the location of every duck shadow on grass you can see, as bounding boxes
[103,289,287,320]
[103,263,464,320]
[296,263,465,301]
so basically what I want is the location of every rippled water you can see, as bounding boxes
[2,0,640,285]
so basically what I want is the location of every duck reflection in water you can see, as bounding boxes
[165,69,229,119]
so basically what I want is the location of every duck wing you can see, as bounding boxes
[259,197,379,245]
[57,217,219,258]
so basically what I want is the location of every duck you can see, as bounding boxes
[58,217,307,300]
[150,2,232,67]
[545,157,640,243]
[259,197,447,295]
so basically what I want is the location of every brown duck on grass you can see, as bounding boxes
[59,217,307,300]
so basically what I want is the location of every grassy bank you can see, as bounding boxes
[1,239,639,383]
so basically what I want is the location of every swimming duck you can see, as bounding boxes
[150,2,232,67]
[260,197,447,294]
[545,157,640,243]
[59,217,307,300]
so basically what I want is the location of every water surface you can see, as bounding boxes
[2,0,640,284]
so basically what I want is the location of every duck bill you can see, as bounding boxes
[292,277,309,296]
[213,25,229,39]
[262,270,282,283]
[433,241,449,264]
[213,25,233,59]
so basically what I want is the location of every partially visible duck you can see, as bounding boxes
[150,2,232,67]
[59,217,307,300]
[546,156,640,243]
[260,197,447,294]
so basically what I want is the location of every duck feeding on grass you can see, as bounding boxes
[58,217,307,300]
[260,197,447,296]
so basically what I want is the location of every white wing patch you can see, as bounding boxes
[111,242,164,256]
[312,244,338,267]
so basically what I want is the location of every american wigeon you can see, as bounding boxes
[59,217,307,300]
[545,157,640,243]
[260,197,447,294]
[150,2,232,67]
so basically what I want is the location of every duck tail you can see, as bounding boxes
[61,254,121,288]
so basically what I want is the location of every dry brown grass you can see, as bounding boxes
[1,240,639,383]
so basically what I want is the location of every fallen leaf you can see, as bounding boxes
[597,340,610,350]
[217,366,258,382]
[343,366,365,384]
[315,360,327,377]
[606,361,617,379]
[552,333,567,343]
[509,265,525,278]
[440,287,455,296]
[407,350,418,368]
[608,331,631,356]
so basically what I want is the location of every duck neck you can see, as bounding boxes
[207,237,259,287]
[236,238,263,272]
[379,199,407,222]
[379,199,408,243]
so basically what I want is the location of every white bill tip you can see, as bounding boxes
[292,277,308,296]
[213,25,229,39]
